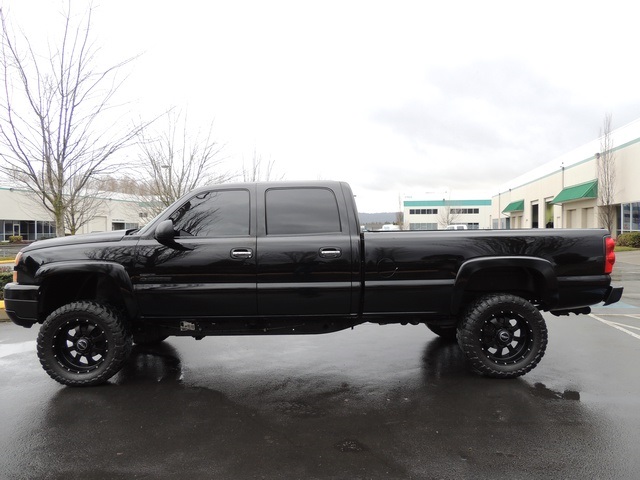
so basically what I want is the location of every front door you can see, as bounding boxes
[134,188,257,318]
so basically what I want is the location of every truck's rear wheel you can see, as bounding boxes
[37,301,132,387]
[457,294,547,378]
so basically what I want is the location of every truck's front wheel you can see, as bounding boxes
[37,301,132,387]
[457,294,547,378]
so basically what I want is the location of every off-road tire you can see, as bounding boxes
[457,294,547,378]
[426,324,457,341]
[37,301,132,387]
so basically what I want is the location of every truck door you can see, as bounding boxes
[256,186,356,316]
[134,187,257,318]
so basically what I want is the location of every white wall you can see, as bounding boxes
[0,187,143,238]
[491,124,640,231]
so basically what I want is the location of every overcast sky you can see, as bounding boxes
[6,0,640,212]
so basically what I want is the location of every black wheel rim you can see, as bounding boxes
[52,319,109,373]
[479,310,533,365]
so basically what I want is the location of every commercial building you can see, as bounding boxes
[0,186,144,241]
[403,193,492,230]
[492,118,640,234]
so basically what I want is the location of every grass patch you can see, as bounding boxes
[615,246,639,252]
[0,272,11,300]
[616,232,640,249]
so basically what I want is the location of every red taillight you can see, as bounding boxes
[605,237,616,274]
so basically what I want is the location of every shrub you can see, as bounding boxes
[0,272,12,300]
[8,235,23,243]
[616,232,640,248]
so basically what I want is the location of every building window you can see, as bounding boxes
[0,219,56,241]
[621,203,640,232]
[409,223,438,230]
[112,222,140,231]
[450,208,480,215]
[409,209,438,215]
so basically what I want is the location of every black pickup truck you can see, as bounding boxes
[4,181,623,386]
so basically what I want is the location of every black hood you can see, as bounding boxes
[21,230,130,252]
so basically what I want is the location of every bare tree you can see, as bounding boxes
[135,110,228,217]
[242,148,283,182]
[437,201,461,229]
[0,4,147,236]
[97,175,142,195]
[395,211,404,229]
[64,176,108,234]
[596,113,617,233]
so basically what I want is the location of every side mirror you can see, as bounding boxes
[154,220,193,251]
[154,220,176,246]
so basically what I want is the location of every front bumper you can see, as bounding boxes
[3,283,40,328]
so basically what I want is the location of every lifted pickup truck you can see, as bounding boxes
[4,181,623,386]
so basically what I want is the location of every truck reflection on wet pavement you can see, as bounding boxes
[2,306,640,479]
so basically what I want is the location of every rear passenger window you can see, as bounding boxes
[170,189,250,237]
[266,188,341,235]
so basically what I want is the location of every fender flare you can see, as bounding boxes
[34,260,138,319]
[451,256,558,315]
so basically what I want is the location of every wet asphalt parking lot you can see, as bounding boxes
[1,253,640,480]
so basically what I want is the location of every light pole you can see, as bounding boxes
[161,164,172,204]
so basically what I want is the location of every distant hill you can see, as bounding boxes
[358,212,399,224]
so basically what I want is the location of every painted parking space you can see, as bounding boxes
[589,313,640,341]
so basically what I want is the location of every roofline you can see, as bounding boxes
[492,117,640,197]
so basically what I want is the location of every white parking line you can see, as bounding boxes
[589,314,640,341]
[612,322,640,331]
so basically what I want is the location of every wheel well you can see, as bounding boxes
[460,266,549,309]
[40,273,127,321]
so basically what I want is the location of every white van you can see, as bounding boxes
[381,224,401,231]
[444,224,467,230]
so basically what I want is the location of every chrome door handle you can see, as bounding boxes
[230,248,253,259]
[319,247,342,259]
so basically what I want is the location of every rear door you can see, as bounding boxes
[256,185,357,316]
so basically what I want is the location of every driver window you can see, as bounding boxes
[170,189,250,237]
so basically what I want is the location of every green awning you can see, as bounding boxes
[551,180,598,204]
[502,200,525,213]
